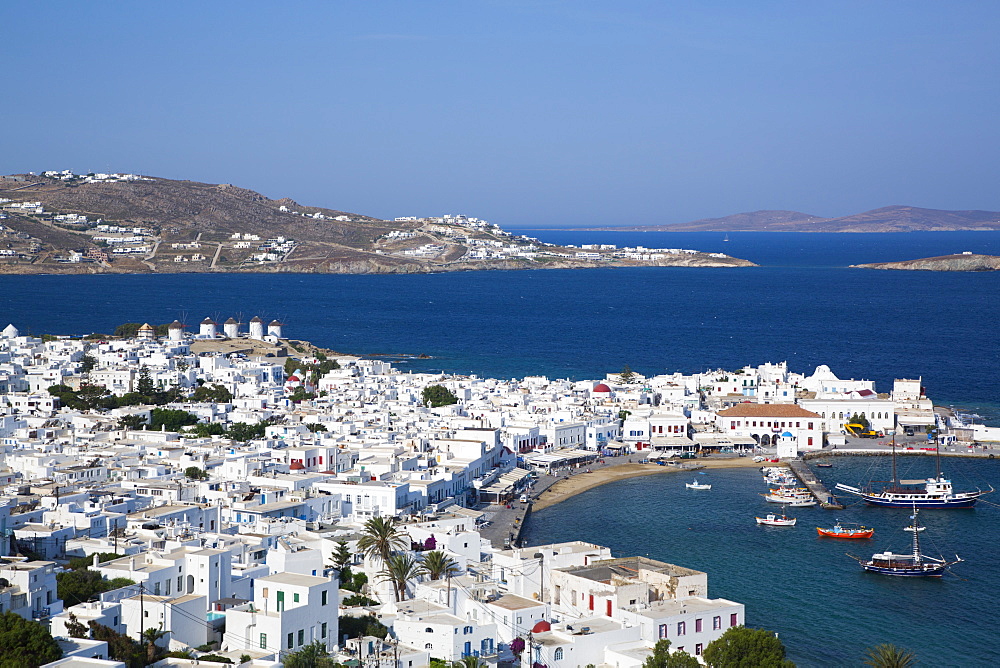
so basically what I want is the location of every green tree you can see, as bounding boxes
[283,641,337,668]
[191,384,233,403]
[642,639,700,668]
[288,386,317,402]
[141,627,167,664]
[422,384,458,407]
[357,516,408,565]
[118,414,148,430]
[331,539,353,572]
[90,622,144,668]
[342,593,379,606]
[136,366,155,395]
[239,655,252,665]
[67,553,122,570]
[57,569,136,607]
[184,466,208,480]
[0,611,63,668]
[149,408,199,431]
[225,421,268,442]
[452,657,484,668]
[702,626,794,668]
[338,614,388,640]
[849,413,871,432]
[379,552,421,602]
[65,611,88,639]
[420,550,460,581]
[863,644,917,668]
[619,364,637,384]
[80,353,97,373]
[306,422,328,432]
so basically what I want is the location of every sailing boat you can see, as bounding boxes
[849,508,961,577]
[723,233,730,242]
[835,434,991,508]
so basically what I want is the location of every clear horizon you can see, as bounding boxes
[4,2,999,227]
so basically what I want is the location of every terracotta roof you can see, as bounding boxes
[592,383,612,393]
[717,404,821,418]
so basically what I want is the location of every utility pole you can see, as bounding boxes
[138,581,144,646]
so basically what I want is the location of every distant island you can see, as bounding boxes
[851,253,1000,272]
[0,171,753,275]
[577,205,1000,233]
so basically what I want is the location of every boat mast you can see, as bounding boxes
[891,433,897,485]
[910,508,922,564]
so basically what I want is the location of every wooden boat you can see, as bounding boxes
[816,522,873,539]
[757,506,796,526]
[816,462,833,468]
[848,508,962,577]
[836,435,991,508]
[686,481,711,490]
[762,493,816,506]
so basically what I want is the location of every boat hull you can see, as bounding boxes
[862,495,980,509]
[861,563,947,577]
[817,527,873,539]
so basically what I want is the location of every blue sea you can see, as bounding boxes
[2,230,999,664]
[523,456,1000,667]
[2,231,998,423]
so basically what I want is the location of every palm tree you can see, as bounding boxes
[379,553,422,601]
[420,550,460,580]
[357,516,408,564]
[864,643,917,668]
[141,627,166,664]
[452,657,483,668]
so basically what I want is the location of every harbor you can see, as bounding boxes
[787,459,845,509]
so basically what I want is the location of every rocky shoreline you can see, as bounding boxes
[851,253,1000,271]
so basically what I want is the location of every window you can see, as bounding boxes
[321,623,327,639]
[297,630,304,646]
[696,643,704,656]
[260,633,267,649]
[808,437,813,446]
[658,624,667,639]
[287,633,293,649]
[730,613,738,627]
[695,618,703,633]
[425,628,434,633]
[677,621,686,636]
[262,588,269,598]
[808,422,814,430]
[713,616,721,630]
[293,593,300,603]
[321,590,328,605]
[464,626,473,635]
[425,643,433,650]
[554,648,564,660]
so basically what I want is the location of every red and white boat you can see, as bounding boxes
[816,522,874,539]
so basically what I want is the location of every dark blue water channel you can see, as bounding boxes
[2,232,998,421]
[523,455,1000,667]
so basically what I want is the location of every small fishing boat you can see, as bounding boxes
[686,481,711,490]
[757,507,796,526]
[816,462,833,468]
[816,521,874,539]
[849,508,962,577]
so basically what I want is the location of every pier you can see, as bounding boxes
[788,459,845,509]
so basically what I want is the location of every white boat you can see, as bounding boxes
[756,512,796,526]
[686,481,712,490]
[762,493,816,506]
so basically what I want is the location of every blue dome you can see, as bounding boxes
[781,431,793,438]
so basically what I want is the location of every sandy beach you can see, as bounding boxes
[531,458,773,511]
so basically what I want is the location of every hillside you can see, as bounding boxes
[579,205,1000,232]
[851,253,1000,272]
[0,172,754,273]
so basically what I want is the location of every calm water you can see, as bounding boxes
[2,231,999,663]
[2,232,998,422]
[523,456,1000,667]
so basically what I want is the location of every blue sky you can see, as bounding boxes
[3,1,999,227]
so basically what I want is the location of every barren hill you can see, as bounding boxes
[0,172,754,274]
[851,253,1000,272]
[580,205,1000,233]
